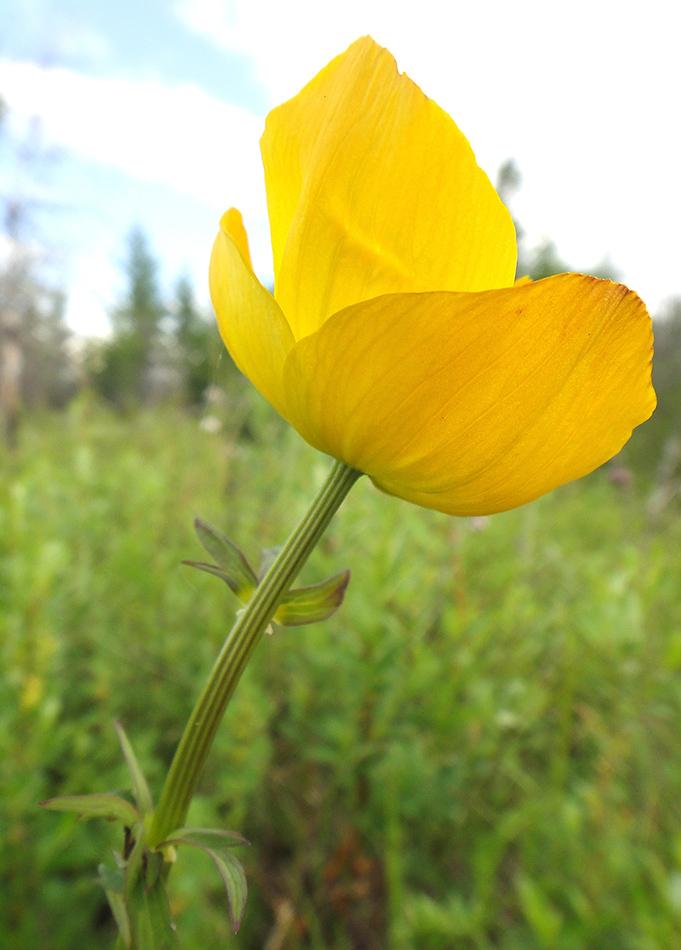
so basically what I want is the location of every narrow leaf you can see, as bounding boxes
[40,793,139,825]
[205,847,248,933]
[115,721,153,816]
[98,864,131,948]
[128,869,179,950]
[160,829,249,932]
[182,560,252,594]
[161,827,249,849]
[192,518,257,601]
[166,841,247,932]
[274,570,351,626]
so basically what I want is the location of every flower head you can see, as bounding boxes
[210,36,655,516]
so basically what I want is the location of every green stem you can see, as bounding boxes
[148,459,362,848]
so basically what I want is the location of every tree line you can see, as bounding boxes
[85,227,234,410]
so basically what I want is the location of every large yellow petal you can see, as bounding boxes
[261,36,517,340]
[281,275,655,516]
[209,210,294,415]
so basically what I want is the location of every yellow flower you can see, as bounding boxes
[210,36,655,516]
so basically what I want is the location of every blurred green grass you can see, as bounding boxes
[2,396,681,949]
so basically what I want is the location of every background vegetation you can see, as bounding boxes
[2,371,681,949]
[3,124,681,947]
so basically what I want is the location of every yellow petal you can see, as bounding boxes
[261,36,517,340]
[209,210,294,414]
[281,275,655,516]
[222,206,253,271]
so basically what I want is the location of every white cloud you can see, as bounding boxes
[0,58,276,334]
[0,60,266,220]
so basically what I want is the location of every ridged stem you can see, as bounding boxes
[148,459,361,848]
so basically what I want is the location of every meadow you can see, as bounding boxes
[2,393,681,949]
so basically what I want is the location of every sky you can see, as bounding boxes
[0,0,678,336]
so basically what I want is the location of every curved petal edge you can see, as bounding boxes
[209,210,295,415]
[281,274,655,515]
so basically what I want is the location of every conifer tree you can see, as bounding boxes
[92,228,166,406]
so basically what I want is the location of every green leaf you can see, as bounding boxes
[98,864,131,949]
[161,827,249,849]
[203,847,247,933]
[160,827,248,932]
[115,720,154,816]
[274,570,351,626]
[40,793,139,825]
[128,869,179,950]
[190,518,257,602]
[182,560,248,591]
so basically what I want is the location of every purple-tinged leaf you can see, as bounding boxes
[160,827,249,932]
[275,570,351,626]
[192,518,257,601]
